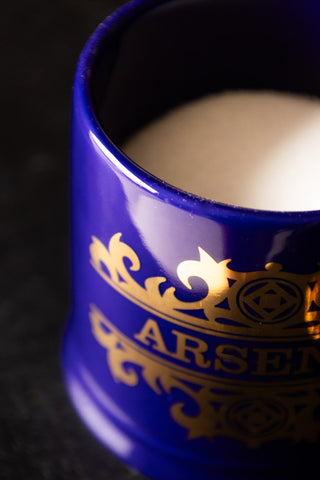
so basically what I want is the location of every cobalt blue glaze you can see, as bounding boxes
[63,0,320,478]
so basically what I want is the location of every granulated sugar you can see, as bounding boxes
[122,91,320,211]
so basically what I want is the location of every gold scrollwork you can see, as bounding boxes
[89,233,320,341]
[89,304,320,447]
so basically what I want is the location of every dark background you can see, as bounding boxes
[1,1,146,478]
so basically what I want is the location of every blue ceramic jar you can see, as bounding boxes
[63,1,320,478]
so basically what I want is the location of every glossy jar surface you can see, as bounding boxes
[63,1,320,478]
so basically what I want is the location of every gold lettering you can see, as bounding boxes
[134,319,320,378]
[134,318,170,355]
[295,346,320,374]
[171,330,211,368]
[214,345,248,374]
[252,348,292,375]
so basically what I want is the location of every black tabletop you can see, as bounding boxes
[1,1,146,478]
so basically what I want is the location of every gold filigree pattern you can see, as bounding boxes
[89,304,320,447]
[89,233,320,341]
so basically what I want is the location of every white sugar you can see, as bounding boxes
[122,91,320,211]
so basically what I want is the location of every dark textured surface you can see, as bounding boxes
[1,1,146,479]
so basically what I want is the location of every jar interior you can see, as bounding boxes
[92,0,320,146]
